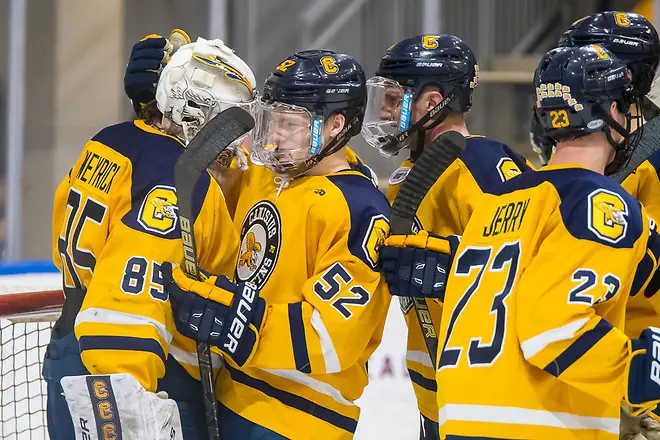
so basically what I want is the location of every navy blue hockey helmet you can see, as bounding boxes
[559,11,660,97]
[362,34,479,157]
[534,45,637,174]
[254,49,367,176]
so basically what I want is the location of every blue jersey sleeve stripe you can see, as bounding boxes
[226,365,358,433]
[288,302,312,373]
[543,319,612,377]
[78,335,166,365]
[408,368,438,392]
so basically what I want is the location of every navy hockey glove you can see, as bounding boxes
[626,327,660,414]
[124,34,168,105]
[124,29,190,112]
[161,262,267,366]
[380,230,460,299]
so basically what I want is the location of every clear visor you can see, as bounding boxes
[361,76,414,157]
[253,100,324,174]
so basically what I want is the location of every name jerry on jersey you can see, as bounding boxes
[76,149,121,194]
[483,198,530,237]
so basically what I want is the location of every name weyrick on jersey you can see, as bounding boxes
[76,149,121,194]
[483,198,530,237]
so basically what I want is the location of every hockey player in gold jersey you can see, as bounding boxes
[360,34,532,439]
[383,45,660,439]
[44,36,257,439]
[558,11,660,340]
[161,50,390,440]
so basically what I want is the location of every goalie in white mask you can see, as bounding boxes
[46,36,255,440]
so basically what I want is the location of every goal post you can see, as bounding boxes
[0,261,63,440]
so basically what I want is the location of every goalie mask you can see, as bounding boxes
[252,50,366,178]
[362,34,478,158]
[156,37,257,145]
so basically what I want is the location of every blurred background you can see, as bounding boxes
[0,0,650,261]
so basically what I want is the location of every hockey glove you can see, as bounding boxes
[124,29,190,112]
[626,327,660,415]
[161,262,266,367]
[380,230,460,299]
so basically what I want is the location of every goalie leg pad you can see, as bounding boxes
[61,373,183,440]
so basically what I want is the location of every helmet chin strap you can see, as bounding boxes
[408,88,459,162]
[598,101,641,175]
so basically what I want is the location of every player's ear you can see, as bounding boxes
[425,89,444,112]
[327,112,346,137]
[609,100,625,126]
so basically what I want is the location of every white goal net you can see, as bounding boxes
[0,268,62,440]
[0,264,419,440]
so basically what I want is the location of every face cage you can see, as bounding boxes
[252,100,326,176]
[177,99,257,147]
[362,77,415,157]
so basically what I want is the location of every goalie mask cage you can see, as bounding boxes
[0,262,63,440]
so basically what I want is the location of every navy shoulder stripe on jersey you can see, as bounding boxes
[93,121,211,239]
[327,173,391,270]
[460,136,531,192]
[490,167,644,248]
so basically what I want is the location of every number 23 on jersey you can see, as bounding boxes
[438,241,521,370]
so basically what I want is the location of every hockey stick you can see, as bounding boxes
[389,130,466,368]
[612,115,660,183]
[174,106,255,439]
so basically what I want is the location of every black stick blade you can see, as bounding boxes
[390,130,467,235]
[174,105,255,281]
[614,116,660,183]
[176,106,256,180]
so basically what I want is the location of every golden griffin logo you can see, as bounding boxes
[98,401,114,420]
[591,44,610,60]
[588,189,628,243]
[496,158,522,182]
[615,12,631,27]
[422,35,439,49]
[192,54,254,94]
[363,215,391,268]
[470,64,479,89]
[93,380,109,399]
[150,198,177,220]
[102,423,118,440]
[238,232,262,270]
[139,185,178,235]
[320,56,339,74]
[596,201,627,227]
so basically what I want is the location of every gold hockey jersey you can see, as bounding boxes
[437,164,650,440]
[385,135,532,421]
[52,120,239,392]
[217,156,391,440]
[621,155,660,338]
